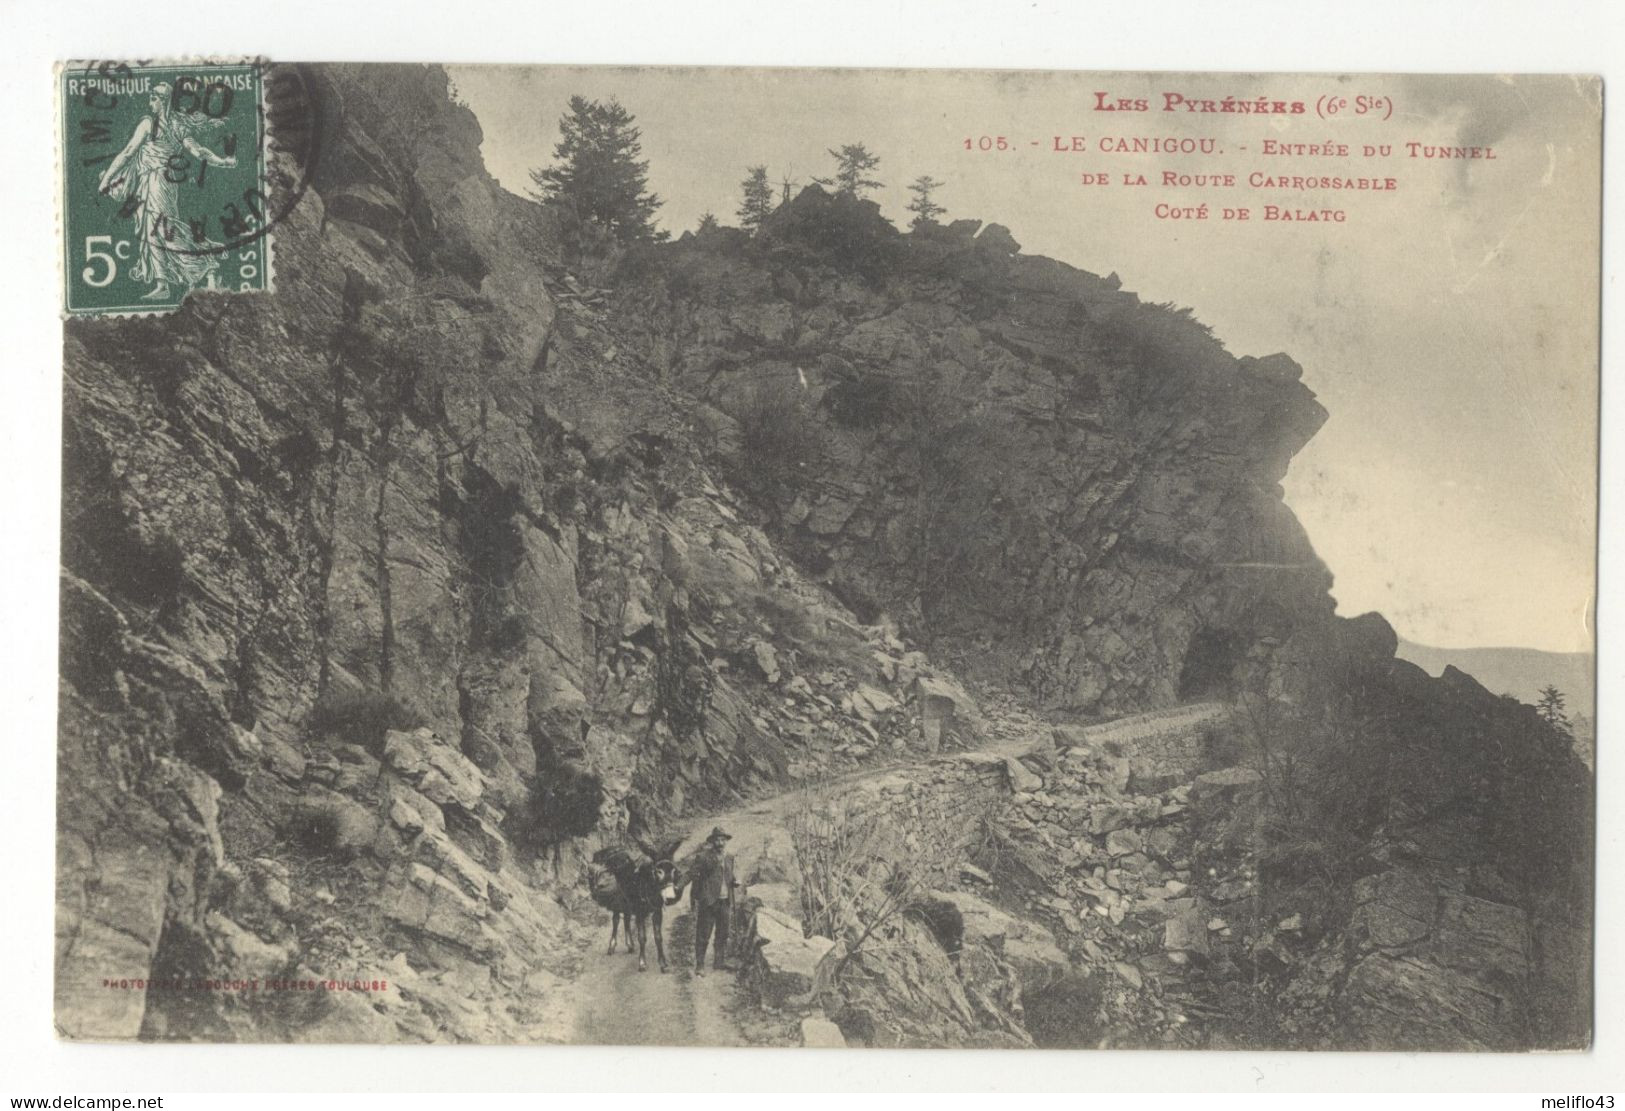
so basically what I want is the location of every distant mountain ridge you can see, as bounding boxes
[1396,638,1595,711]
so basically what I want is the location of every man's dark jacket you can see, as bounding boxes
[689,846,731,907]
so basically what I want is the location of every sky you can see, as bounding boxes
[449,66,1600,653]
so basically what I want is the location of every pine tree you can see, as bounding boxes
[907,174,947,227]
[1536,685,1573,736]
[737,165,774,234]
[528,95,662,242]
[696,212,720,233]
[814,143,883,199]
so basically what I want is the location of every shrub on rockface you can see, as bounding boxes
[1089,299,1229,412]
[307,688,426,755]
[1023,972,1108,1049]
[453,466,527,654]
[512,734,604,852]
[1221,692,1389,908]
[732,378,829,492]
[756,185,901,283]
[286,793,380,859]
[61,419,190,607]
[1477,695,1594,913]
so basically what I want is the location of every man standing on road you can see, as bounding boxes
[691,826,736,975]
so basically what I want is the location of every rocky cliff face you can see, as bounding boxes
[608,190,1336,717]
[58,64,905,1041]
[56,64,1590,1049]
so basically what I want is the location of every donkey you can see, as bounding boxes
[586,840,687,972]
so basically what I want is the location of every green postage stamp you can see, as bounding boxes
[59,60,279,316]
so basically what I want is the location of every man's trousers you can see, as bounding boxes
[695,902,729,968]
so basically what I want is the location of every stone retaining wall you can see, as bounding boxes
[840,750,1019,857]
[1054,701,1230,791]
[735,749,1027,1042]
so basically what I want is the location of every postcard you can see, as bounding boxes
[55,61,1599,1050]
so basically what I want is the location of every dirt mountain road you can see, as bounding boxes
[544,701,1229,1046]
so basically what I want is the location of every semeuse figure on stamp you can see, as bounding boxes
[96,82,238,300]
[690,826,737,975]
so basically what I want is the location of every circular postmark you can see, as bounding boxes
[76,57,323,259]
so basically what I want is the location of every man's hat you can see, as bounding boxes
[706,826,732,843]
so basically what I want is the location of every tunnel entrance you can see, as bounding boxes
[1178,628,1246,700]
